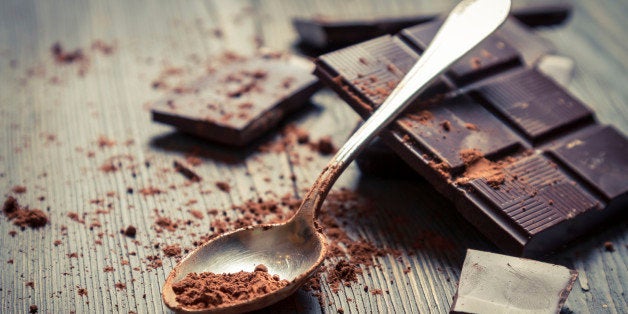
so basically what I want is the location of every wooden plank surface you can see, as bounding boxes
[0,0,626,313]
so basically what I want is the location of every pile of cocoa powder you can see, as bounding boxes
[2,196,48,229]
[172,265,288,309]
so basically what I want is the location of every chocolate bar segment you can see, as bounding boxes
[474,69,593,143]
[318,35,450,110]
[315,19,628,256]
[548,125,628,200]
[401,20,521,85]
[395,95,521,172]
[151,55,320,146]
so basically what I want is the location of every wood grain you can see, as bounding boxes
[0,0,626,313]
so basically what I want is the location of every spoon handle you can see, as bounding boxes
[301,0,511,219]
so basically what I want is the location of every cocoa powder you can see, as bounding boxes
[2,196,48,229]
[172,265,288,310]
[456,148,506,188]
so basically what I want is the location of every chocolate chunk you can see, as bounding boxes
[314,17,628,256]
[474,69,593,142]
[451,249,577,314]
[151,55,320,146]
[293,2,572,51]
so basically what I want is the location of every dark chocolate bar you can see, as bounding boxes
[151,55,320,146]
[293,2,571,51]
[315,18,628,256]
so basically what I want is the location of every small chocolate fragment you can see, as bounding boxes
[123,225,137,238]
[173,160,201,182]
[451,249,577,314]
[151,54,320,146]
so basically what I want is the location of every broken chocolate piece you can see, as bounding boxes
[451,249,577,314]
[152,54,320,146]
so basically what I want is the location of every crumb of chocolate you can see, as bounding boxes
[174,160,202,182]
[139,187,163,196]
[103,266,114,273]
[25,281,35,289]
[53,239,62,246]
[189,210,203,220]
[604,241,615,252]
[155,216,178,232]
[464,123,478,131]
[115,282,126,290]
[171,266,289,310]
[315,136,336,155]
[215,181,231,193]
[12,185,27,194]
[2,196,49,229]
[51,42,85,64]
[96,135,116,148]
[371,289,383,295]
[122,225,137,238]
[77,287,88,297]
[146,255,163,269]
[29,305,38,314]
[440,120,451,132]
[163,244,182,257]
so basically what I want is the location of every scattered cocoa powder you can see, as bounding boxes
[163,244,182,257]
[405,110,434,125]
[327,260,362,293]
[2,196,49,229]
[171,265,288,310]
[455,149,506,188]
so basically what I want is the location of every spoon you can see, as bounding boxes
[163,0,511,312]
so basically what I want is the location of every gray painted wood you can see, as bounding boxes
[0,0,625,313]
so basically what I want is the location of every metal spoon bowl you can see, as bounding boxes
[163,0,511,312]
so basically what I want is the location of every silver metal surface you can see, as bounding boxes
[162,0,511,312]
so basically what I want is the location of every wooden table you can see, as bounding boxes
[1,0,626,313]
